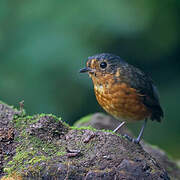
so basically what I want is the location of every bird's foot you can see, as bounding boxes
[123,134,140,144]
[123,134,133,141]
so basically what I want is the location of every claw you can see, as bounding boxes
[123,134,133,141]
[132,138,140,144]
[123,134,140,144]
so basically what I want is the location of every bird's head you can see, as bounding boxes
[80,53,126,79]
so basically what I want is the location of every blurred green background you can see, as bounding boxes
[0,0,179,158]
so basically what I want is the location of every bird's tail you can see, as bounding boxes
[150,105,164,122]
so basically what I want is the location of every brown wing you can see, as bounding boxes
[117,64,164,122]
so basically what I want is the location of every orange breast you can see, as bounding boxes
[92,76,151,122]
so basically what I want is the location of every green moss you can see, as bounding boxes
[38,113,56,119]
[56,151,66,156]
[4,113,69,176]
[5,152,50,175]
[101,129,114,134]
[101,129,123,138]
[0,103,70,176]
[13,113,67,129]
[62,121,70,128]
[27,155,48,165]
[71,126,97,132]
[4,134,66,175]
[71,125,124,140]
[13,115,34,129]
[4,150,36,174]
[37,113,62,123]
[73,114,92,127]
[20,109,26,116]
[3,155,9,161]
[150,168,157,174]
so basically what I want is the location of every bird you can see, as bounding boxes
[79,53,164,143]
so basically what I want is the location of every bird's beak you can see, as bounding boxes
[79,67,92,73]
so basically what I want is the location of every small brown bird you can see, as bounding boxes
[80,53,164,143]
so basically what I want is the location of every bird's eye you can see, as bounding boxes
[100,62,107,69]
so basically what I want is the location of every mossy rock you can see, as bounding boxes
[0,102,171,179]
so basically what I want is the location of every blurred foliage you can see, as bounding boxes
[0,0,180,158]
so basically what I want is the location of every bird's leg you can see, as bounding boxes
[123,119,147,144]
[133,119,147,143]
[113,121,125,133]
